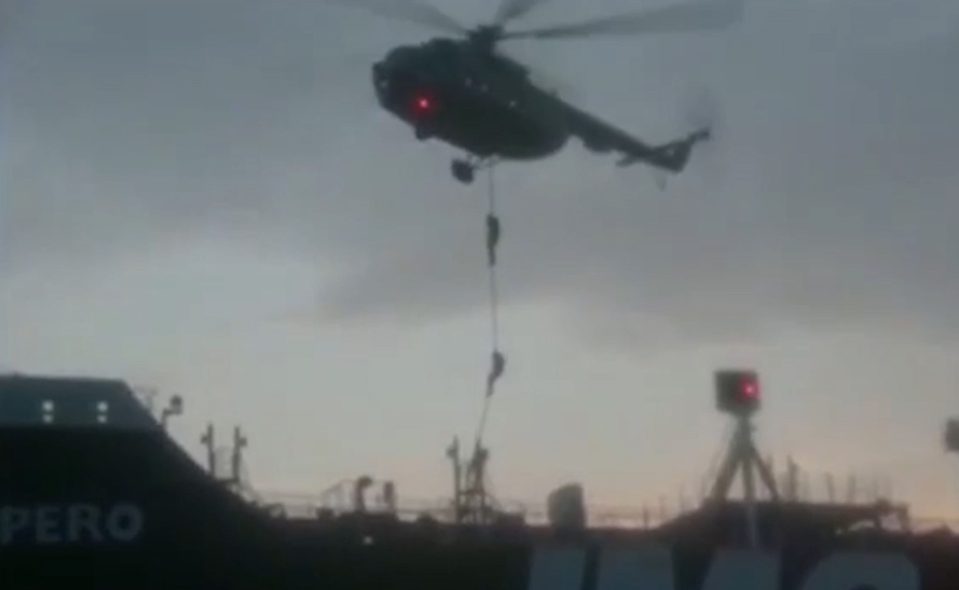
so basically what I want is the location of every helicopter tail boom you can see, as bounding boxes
[616,128,711,172]
[562,97,710,174]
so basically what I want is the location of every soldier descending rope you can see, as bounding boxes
[483,167,505,402]
[450,166,508,525]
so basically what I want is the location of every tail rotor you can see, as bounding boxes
[683,85,723,146]
[679,84,726,183]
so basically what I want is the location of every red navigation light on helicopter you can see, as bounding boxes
[715,369,761,416]
[411,92,436,116]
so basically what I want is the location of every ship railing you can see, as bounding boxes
[910,517,959,533]
[253,490,676,528]
[254,488,959,532]
[253,490,452,520]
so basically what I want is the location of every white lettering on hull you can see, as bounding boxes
[701,550,780,590]
[528,547,587,590]
[800,553,919,590]
[0,504,144,546]
[596,546,676,590]
[527,546,919,590]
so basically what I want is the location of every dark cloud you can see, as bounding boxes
[3,0,959,346]
[319,3,959,344]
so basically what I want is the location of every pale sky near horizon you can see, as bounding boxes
[2,0,959,520]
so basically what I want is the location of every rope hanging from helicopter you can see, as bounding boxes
[476,164,505,450]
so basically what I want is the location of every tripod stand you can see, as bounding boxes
[709,413,779,547]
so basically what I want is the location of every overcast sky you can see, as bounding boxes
[2,0,959,520]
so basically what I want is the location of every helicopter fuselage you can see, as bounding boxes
[372,38,569,161]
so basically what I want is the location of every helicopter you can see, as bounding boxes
[336,0,742,184]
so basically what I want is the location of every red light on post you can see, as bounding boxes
[716,370,761,416]
[740,377,760,402]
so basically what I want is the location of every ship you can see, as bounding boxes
[1,373,957,589]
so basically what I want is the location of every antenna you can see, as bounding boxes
[945,419,959,510]
[678,486,689,513]
[825,473,836,503]
[446,412,499,525]
[708,369,779,548]
[231,426,248,487]
[460,443,493,524]
[846,473,858,504]
[383,481,397,514]
[447,437,464,523]
[353,475,374,513]
[945,419,959,453]
[784,456,799,502]
[160,395,184,430]
[201,424,215,475]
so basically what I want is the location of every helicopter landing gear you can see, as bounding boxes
[452,159,475,184]
[451,156,497,185]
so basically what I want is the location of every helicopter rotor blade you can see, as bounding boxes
[501,0,743,40]
[493,0,556,26]
[326,0,468,35]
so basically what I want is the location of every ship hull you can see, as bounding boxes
[1,376,956,589]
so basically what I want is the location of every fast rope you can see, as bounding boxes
[475,165,505,447]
